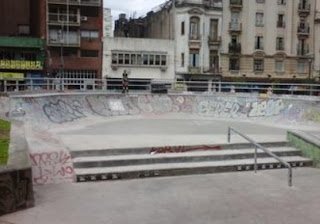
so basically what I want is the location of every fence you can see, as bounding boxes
[1,77,320,96]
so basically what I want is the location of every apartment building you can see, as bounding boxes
[221,0,317,82]
[44,0,103,81]
[0,0,45,89]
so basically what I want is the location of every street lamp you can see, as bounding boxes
[305,53,314,82]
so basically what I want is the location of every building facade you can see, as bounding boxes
[0,0,45,90]
[103,37,175,82]
[221,0,317,82]
[44,0,103,81]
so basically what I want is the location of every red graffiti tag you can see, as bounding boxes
[30,151,74,185]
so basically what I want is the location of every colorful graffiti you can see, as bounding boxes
[150,145,221,154]
[30,151,74,185]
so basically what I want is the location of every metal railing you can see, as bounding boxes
[1,78,320,96]
[228,127,293,187]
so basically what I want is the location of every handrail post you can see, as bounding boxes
[254,147,257,173]
[288,167,292,187]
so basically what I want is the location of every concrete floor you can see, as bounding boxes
[2,168,320,224]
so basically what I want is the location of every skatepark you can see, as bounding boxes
[1,91,320,223]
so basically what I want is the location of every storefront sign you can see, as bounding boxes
[0,72,24,80]
[0,60,43,70]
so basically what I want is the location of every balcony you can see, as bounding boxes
[229,0,243,10]
[0,37,44,48]
[297,24,310,36]
[229,23,242,32]
[229,43,241,54]
[298,3,311,16]
[315,12,320,23]
[277,21,286,28]
[203,67,222,74]
[48,0,101,7]
[188,66,201,74]
[48,35,81,47]
[297,44,309,57]
[48,13,81,26]
[189,34,201,48]
[208,35,221,46]
[203,0,223,8]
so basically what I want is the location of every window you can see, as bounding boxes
[275,61,284,73]
[161,55,167,66]
[181,53,185,67]
[189,49,199,67]
[125,54,130,64]
[112,53,118,64]
[81,30,99,39]
[297,62,306,73]
[18,25,30,35]
[298,39,307,55]
[209,19,219,41]
[254,59,264,71]
[229,58,239,71]
[118,54,124,64]
[111,52,167,68]
[181,21,185,35]
[189,17,200,39]
[255,36,264,50]
[276,37,284,50]
[143,54,148,65]
[255,13,264,27]
[277,14,285,28]
[81,50,99,57]
[210,50,219,70]
[155,55,160,65]
[149,55,154,65]
[278,0,286,5]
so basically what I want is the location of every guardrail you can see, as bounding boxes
[0,78,320,96]
[228,127,293,187]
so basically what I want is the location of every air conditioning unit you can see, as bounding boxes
[81,16,88,21]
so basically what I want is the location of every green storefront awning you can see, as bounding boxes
[0,36,45,49]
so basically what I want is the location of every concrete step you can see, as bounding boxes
[73,147,301,168]
[70,141,288,158]
[75,156,313,182]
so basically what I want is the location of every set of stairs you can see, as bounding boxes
[71,141,313,182]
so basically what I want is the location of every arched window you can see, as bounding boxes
[189,16,200,39]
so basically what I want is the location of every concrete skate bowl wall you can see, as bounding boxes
[7,93,320,185]
[9,93,320,126]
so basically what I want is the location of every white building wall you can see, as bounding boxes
[103,8,113,37]
[103,37,175,80]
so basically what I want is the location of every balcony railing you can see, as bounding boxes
[229,43,241,54]
[229,23,242,32]
[189,34,201,41]
[277,21,286,28]
[315,12,320,22]
[188,66,201,74]
[230,0,243,8]
[298,3,311,14]
[48,0,101,6]
[297,44,309,56]
[203,0,222,8]
[203,67,222,74]
[48,13,80,26]
[208,35,221,45]
[48,35,81,47]
[297,24,310,35]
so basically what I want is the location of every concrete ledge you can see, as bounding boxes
[0,121,34,216]
[287,130,320,168]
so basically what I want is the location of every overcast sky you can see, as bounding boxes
[103,0,168,20]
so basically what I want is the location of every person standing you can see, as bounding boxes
[122,70,129,94]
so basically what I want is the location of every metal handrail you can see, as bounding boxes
[227,126,293,187]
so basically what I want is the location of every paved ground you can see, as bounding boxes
[2,168,320,224]
[56,115,296,151]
